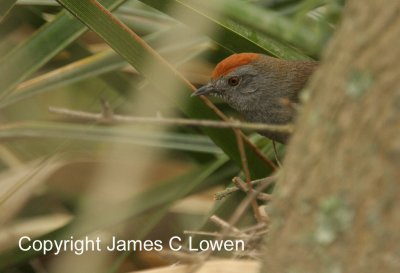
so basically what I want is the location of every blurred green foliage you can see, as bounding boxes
[0,0,343,271]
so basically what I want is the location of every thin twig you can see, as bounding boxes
[196,178,276,266]
[183,229,261,239]
[272,140,282,168]
[233,177,273,201]
[240,223,268,234]
[256,192,273,201]
[49,105,279,170]
[232,177,248,192]
[226,179,275,232]
[233,129,263,223]
[209,215,243,235]
[183,230,221,237]
[49,106,293,133]
[214,176,276,200]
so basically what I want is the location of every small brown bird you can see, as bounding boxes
[192,53,317,143]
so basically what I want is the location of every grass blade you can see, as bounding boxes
[0,25,210,109]
[0,0,125,98]
[0,121,222,154]
[140,0,313,60]
[0,0,17,19]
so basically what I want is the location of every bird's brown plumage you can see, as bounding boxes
[194,53,318,143]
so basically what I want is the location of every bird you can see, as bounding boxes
[192,53,317,144]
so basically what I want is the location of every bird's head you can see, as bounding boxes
[192,53,317,143]
[192,53,265,111]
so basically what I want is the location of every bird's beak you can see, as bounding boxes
[191,83,214,97]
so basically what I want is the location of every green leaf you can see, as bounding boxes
[16,0,59,6]
[0,50,125,109]
[0,0,126,98]
[0,25,209,109]
[0,121,222,154]
[209,0,325,56]
[140,0,312,60]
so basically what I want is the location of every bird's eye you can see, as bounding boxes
[228,76,240,86]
